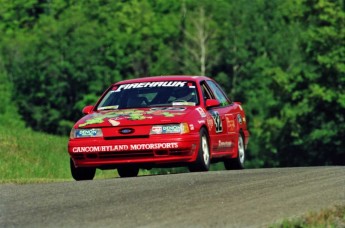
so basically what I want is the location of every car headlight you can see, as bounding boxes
[150,123,190,135]
[70,128,103,139]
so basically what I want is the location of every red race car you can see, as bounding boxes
[68,76,249,180]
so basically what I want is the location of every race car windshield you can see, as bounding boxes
[97,81,199,110]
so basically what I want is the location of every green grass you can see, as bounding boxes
[0,124,70,182]
[0,115,121,183]
[271,205,345,228]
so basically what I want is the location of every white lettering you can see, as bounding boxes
[127,84,136,89]
[162,81,178,87]
[130,143,178,150]
[136,83,145,88]
[114,81,187,92]
[114,84,127,92]
[174,81,186,87]
[218,140,232,148]
[143,82,153,87]
[72,143,179,153]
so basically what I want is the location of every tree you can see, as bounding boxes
[1,0,183,134]
[274,0,345,166]
[213,0,305,167]
[182,6,218,75]
[178,0,220,76]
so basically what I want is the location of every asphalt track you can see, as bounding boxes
[1,167,344,227]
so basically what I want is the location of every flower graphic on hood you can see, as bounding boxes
[78,109,184,128]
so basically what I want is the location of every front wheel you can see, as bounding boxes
[224,133,245,170]
[117,166,139,178]
[70,158,96,181]
[188,128,210,172]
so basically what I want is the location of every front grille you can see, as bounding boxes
[72,154,85,160]
[98,150,154,159]
[169,149,193,156]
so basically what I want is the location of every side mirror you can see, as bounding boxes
[205,99,220,109]
[82,105,94,114]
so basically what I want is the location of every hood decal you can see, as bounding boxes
[78,109,185,128]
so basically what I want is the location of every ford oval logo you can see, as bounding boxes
[119,128,134,134]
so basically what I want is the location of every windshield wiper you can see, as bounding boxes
[148,103,172,107]
[97,106,119,111]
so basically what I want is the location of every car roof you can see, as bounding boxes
[113,75,212,85]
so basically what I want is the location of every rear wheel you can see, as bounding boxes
[117,166,139,178]
[224,133,245,170]
[70,158,96,181]
[188,128,210,172]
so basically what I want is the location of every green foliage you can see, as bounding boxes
[0,0,344,168]
[272,0,345,166]
[0,55,25,128]
[0,125,70,181]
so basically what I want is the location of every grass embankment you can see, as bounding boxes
[0,121,119,183]
[0,125,70,183]
[272,205,345,228]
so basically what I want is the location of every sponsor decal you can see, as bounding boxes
[196,107,207,118]
[151,126,162,134]
[225,115,235,132]
[78,109,184,127]
[198,120,205,124]
[237,114,243,125]
[130,143,178,150]
[76,129,99,137]
[162,125,180,134]
[187,82,195,88]
[189,124,195,130]
[72,143,179,153]
[114,81,186,92]
[73,145,129,153]
[218,140,232,148]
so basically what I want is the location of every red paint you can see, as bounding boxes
[68,76,249,169]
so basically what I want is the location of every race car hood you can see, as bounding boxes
[75,107,196,128]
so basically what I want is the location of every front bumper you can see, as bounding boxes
[68,133,200,168]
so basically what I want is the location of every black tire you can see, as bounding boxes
[117,166,139,178]
[70,158,96,181]
[224,133,245,170]
[188,128,210,172]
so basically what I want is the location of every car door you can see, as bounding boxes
[203,80,237,154]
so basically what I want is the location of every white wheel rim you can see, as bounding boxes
[201,135,210,165]
[238,136,245,164]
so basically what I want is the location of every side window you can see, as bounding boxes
[206,80,231,107]
[200,81,214,103]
